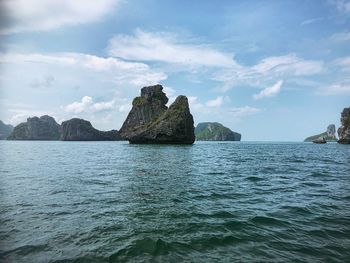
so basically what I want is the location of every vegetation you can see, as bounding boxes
[195,122,241,141]
[132,97,147,107]
[304,132,337,142]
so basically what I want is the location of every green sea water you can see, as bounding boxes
[0,141,350,262]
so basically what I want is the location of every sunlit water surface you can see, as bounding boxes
[0,141,350,262]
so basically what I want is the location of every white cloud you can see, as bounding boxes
[334,56,350,71]
[330,31,350,42]
[0,52,167,87]
[0,51,167,131]
[251,55,323,76]
[92,100,115,111]
[229,106,261,118]
[118,104,132,113]
[188,96,204,112]
[205,96,226,107]
[0,0,119,34]
[108,29,236,68]
[214,54,322,92]
[30,75,55,89]
[318,82,350,95]
[329,0,350,14]
[64,96,93,114]
[253,80,283,100]
[64,96,119,114]
[6,109,57,126]
[300,17,324,26]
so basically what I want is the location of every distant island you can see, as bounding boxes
[304,124,337,142]
[4,85,196,144]
[0,120,13,140]
[195,122,241,141]
[2,85,350,144]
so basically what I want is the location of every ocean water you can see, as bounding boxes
[0,141,350,262]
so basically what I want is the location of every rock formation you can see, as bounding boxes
[120,84,195,144]
[61,118,121,141]
[338,107,350,144]
[0,120,13,140]
[7,115,61,140]
[304,124,337,142]
[195,122,241,141]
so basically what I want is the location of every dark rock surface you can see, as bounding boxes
[195,122,241,141]
[338,107,350,144]
[0,120,13,140]
[120,85,195,144]
[304,124,337,142]
[61,118,121,141]
[7,115,61,140]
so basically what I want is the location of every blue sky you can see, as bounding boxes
[0,0,349,141]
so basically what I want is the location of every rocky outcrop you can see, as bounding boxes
[61,118,121,141]
[304,124,337,142]
[338,107,350,144]
[0,120,13,140]
[120,85,195,144]
[7,115,61,140]
[195,122,241,141]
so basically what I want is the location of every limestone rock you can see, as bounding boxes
[0,120,13,140]
[338,107,350,144]
[304,124,337,142]
[7,115,61,140]
[61,118,121,141]
[120,85,195,144]
[195,122,241,141]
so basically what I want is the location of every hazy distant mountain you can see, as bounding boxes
[304,124,337,142]
[0,120,14,140]
[195,122,241,141]
[7,115,61,140]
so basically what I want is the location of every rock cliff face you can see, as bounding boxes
[61,118,121,141]
[7,115,61,140]
[304,124,337,142]
[120,85,195,144]
[338,107,350,144]
[0,120,13,140]
[195,122,241,141]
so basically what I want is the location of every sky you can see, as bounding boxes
[0,0,349,141]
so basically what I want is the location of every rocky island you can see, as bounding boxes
[120,85,195,144]
[195,122,241,141]
[338,107,350,144]
[304,124,337,142]
[7,115,61,140]
[7,115,122,141]
[61,118,121,141]
[0,120,14,140]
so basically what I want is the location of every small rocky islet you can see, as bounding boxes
[303,107,350,144]
[7,115,61,140]
[61,118,121,141]
[304,124,337,142]
[119,85,195,144]
[2,85,350,144]
[195,122,241,141]
[5,85,195,144]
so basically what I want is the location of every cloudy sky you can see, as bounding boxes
[0,0,349,141]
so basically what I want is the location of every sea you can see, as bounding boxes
[0,141,349,262]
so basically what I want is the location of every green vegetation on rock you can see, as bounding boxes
[304,124,337,142]
[195,122,241,141]
[120,85,195,144]
[132,97,147,107]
